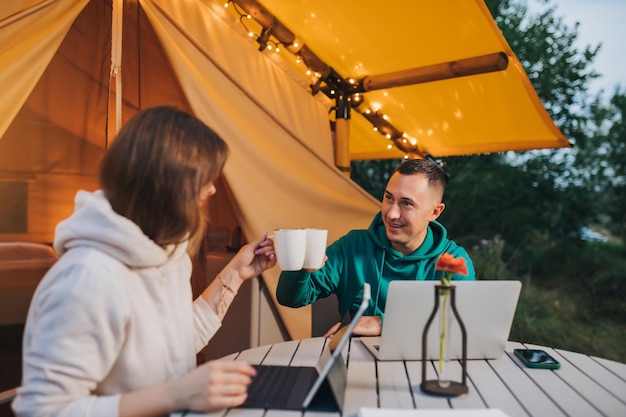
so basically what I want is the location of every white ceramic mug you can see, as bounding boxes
[272,228,307,271]
[303,228,328,269]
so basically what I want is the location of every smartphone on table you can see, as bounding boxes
[514,348,561,369]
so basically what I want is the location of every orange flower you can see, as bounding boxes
[435,253,468,276]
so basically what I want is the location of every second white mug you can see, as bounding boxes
[303,228,328,269]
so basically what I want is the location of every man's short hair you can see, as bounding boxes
[393,158,447,196]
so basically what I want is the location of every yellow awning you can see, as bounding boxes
[230,0,571,160]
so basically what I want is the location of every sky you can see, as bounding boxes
[528,0,626,97]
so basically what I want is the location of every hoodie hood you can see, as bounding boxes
[54,190,186,269]
[367,211,450,262]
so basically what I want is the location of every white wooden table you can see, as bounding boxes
[181,337,626,417]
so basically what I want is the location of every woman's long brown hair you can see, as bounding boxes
[99,105,228,255]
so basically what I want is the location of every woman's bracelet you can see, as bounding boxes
[219,274,238,296]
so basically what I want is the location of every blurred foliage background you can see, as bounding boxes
[351,0,626,362]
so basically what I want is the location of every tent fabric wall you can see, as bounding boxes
[141,0,380,338]
[0,0,159,243]
[0,0,89,140]
[0,0,99,243]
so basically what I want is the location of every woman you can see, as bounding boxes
[13,106,276,416]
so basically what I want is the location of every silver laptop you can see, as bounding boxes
[241,283,371,411]
[361,280,521,361]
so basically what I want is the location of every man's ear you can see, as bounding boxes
[430,202,445,221]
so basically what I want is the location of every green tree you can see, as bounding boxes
[485,0,600,134]
[583,89,626,241]
[605,92,626,240]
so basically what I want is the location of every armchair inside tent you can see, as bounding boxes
[0,243,58,413]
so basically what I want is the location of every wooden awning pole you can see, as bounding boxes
[334,94,351,176]
[358,52,508,92]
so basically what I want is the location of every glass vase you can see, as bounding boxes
[437,286,452,388]
[420,284,469,397]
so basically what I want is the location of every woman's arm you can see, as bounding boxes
[200,232,275,320]
[119,360,255,416]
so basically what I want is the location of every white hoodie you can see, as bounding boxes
[13,190,221,417]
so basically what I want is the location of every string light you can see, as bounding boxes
[286,39,303,54]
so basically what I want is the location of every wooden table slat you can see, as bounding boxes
[348,339,375,362]
[592,356,626,381]
[551,349,626,416]
[446,360,487,410]
[234,344,272,365]
[556,349,626,403]
[465,359,530,417]
[263,340,301,366]
[404,361,451,409]
[376,361,414,409]
[343,360,378,417]
[291,338,327,367]
[490,348,566,417]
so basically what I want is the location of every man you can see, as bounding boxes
[276,158,475,336]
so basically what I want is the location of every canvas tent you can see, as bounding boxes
[0,0,568,341]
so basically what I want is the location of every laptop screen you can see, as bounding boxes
[362,280,521,361]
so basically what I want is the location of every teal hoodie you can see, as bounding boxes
[276,211,475,319]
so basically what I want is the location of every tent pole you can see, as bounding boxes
[334,94,351,176]
[110,0,123,135]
